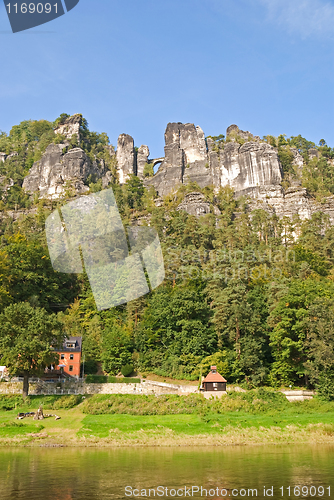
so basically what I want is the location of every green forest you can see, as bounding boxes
[1,115,334,398]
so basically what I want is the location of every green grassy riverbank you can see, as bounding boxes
[0,391,333,447]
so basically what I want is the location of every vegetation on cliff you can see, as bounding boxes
[1,116,334,398]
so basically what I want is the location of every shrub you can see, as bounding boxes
[316,371,334,401]
[84,375,140,384]
[0,395,24,411]
[121,364,134,377]
[85,375,108,383]
[0,394,84,411]
[81,393,207,415]
[143,163,154,178]
[108,377,140,384]
[51,395,83,409]
[82,359,99,375]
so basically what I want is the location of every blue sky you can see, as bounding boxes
[0,0,334,158]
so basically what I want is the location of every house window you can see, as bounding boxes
[69,365,73,372]
[70,354,74,360]
[60,354,65,360]
[213,383,218,388]
[66,343,75,348]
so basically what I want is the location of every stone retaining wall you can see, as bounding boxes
[280,390,315,402]
[0,380,199,396]
[0,383,315,401]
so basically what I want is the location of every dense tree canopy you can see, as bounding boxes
[0,302,64,397]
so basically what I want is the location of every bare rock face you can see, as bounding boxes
[177,192,221,217]
[146,123,212,196]
[137,145,150,179]
[181,124,212,187]
[116,134,136,183]
[18,117,334,227]
[226,124,254,142]
[146,125,185,196]
[249,186,334,226]
[23,144,103,198]
[0,153,6,163]
[146,122,282,199]
[54,114,82,142]
[220,141,283,196]
[313,196,334,225]
[147,144,184,196]
[290,148,304,170]
[177,192,211,217]
[102,171,113,189]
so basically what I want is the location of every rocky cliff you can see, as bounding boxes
[54,113,82,141]
[249,185,334,226]
[22,143,111,198]
[102,121,284,199]
[20,118,284,199]
[13,116,334,224]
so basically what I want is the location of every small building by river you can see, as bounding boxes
[202,366,227,392]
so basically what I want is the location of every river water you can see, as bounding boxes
[0,446,332,499]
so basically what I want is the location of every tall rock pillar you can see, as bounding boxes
[116,134,136,184]
[180,124,211,187]
[137,145,150,179]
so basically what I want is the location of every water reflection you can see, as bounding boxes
[0,446,332,499]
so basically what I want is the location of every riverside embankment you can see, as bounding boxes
[0,390,332,447]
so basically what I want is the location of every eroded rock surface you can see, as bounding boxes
[146,122,211,196]
[17,115,334,226]
[177,192,221,217]
[23,144,104,198]
[145,122,283,198]
[54,114,82,141]
[137,145,150,179]
[19,117,286,203]
[116,134,136,183]
[248,186,334,225]
[220,141,282,196]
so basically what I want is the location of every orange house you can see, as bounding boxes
[55,336,82,378]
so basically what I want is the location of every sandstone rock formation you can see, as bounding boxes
[116,134,136,184]
[226,124,260,142]
[145,123,212,196]
[21,117,285,203]
[219,141,283,196]
[177,192,221,217]
[143,122,283,199]
[18,115,334,225]
[54,114,82,141]
[248,185,334,226]
[290,147,304,170]
[137,145,149,179]
[309,148,320,160]
[23,144,106,198]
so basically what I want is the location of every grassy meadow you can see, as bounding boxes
[0,390,333,446]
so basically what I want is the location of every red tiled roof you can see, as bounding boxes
[203,371,227,383]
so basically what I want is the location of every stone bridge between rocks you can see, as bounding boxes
[148,158,164,169]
